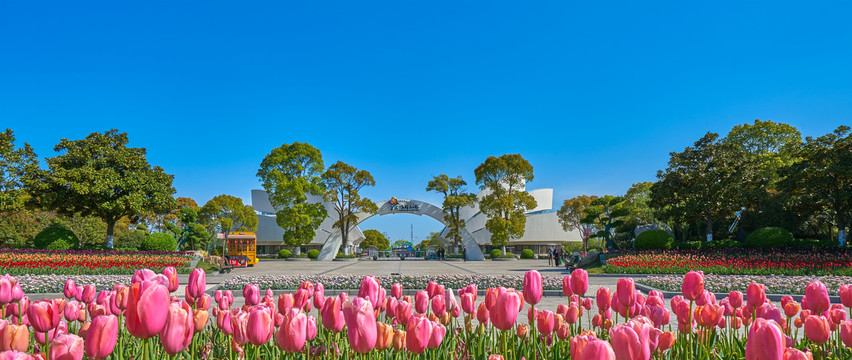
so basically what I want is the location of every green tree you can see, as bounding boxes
[581,195,630,252]
[322,161,377,255]
[424,231,444,250]
[650,132,765,242]
[53,213,108,249]
[165,207,212,251]
[199,194,258,253]
[32,130,176,248]
[557,195,598,254]
[360,229,390,250]
[257,142,327,252]
[426,174,477,254]
[474,154,537,254]
[778,126,852,246]
[0,129,39,241]
[724,119,802,187]
[623,182,657,225]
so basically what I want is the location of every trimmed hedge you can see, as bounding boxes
[278,249,292,259]
[746,227,794,248]
[140,233,177,252]
[520,249,534,259]
[34,226,79,250]
[115,230,146,250]
[490,249,502,259]
[307,249,320,259]
[634,230,673,250]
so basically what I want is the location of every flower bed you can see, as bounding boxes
[0,249,193,275]
[605,248,852,275]
[14,274,131,293]
[638,274,852,295]
[220,274,565,291]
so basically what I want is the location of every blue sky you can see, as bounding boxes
[1,1,850,242]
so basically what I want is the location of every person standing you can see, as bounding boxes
[554,247,561,267]
[463,247,467,262]
[547,247,553,266]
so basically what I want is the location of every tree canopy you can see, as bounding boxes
[557,195,597,253]
[322,161,377,255]
[360,229,390,250]
[474,154,537,253]
[32,130,176,248]
[257,142,327,249]
[0,129,38,238]
[581,195,629,252]
[724,119,802,187]
[426,174,476,253]
[199,194,258,251]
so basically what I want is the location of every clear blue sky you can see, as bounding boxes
[1,1,850,242]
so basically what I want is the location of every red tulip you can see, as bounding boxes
[490,290,521,331]
[745,318,784,360]
[536,310,555,335]
[682,271,704,301]
[391,283,403,299]
[805,281,830,314]
[570,269,589,296]
[343,297,377,353]
[126,278,169,338]
[276,308,307,353]
[85,315,118,360]
[0,322,27,352]
[523,270,543,305]
[658,331,675,351]
[804,315,831,344]
[406,315,433,354]
[50,333,84,360]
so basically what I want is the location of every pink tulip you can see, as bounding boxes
[804,315,831,344]
[406,315,433,354]
[596,287,612,313]
[682,271,704,301]
[276,308,307,353]
[247,306,274,346]
[745,318,784,360]
[391,283,403,299]
[431,295,446,317]
[159,266,178,293]
[185,268,206,300]
[427,321,446,349]
[397,301,413,325]
[313,283,325,309]
[536,310,556,335]
[321,297,344,332]
[0,277,18,305]
[0,351,33,360]
[50,333,84,360]
[358,276,382,310]
[840,285,852,309]
[784,348,812,360]
[343,297,377,353]
[243,284,260,306]
[570,269,589,296]
[617,278,636,309]
[523,270,543,305]
[563,275,574,297]
[477,302,490,325]
[490,290,521,331]
[573,337,615,360]
[840,319,852,348]
[729,291,744,309]
[609,322,651,360]
[85,315,118,360]
[125,278,169,338]
[747,283,766,309]
[306,316,317,341]
[63,280,77,299]
[294,288,311,310]
[27,299,60,333]
[415,290,428,314]
[35,320,67,345]
[216,309,233,335]
[231,310,250,345]
[0,321,27,352]
[805,281,830,314]
[461,293,475,314]
[160,301,193,355]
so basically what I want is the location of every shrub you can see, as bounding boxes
[307,249,320,259]
[634,230,674,250]
[45,239,72,251]
[278,249,292,259]
[676,241,704,250]
[115,230,146,250]
[707,238,740,249]
[504,252,515,258]
[520,249,534,259]
[337,251,344,257]
[746,227,794,248]
[140,233,177,252]
[34,226,80,250]
[490,249,502,258]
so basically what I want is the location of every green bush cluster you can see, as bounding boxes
[634,230,673,250]
[115,230,146,250]
[34,226,80,250]
[140,233,177,252]
[746,227,794,248]
[278,249,292,259]
[490,249,502,258]
[707,238,740,249]
[676,241,704,250]
[520,249,534,259]
[307,249,320,259]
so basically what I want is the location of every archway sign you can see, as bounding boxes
[317,198,486,261]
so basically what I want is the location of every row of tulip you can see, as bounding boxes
[605,249,852,276]
[220,274,564,292]
[638,274,852,296]
[0,251,191,275]
[5,267,852,359]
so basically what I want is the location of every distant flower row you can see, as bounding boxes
[638,274,852,295]
[0,250,192,275]
[220,274,565,291]
[605,248,852,275]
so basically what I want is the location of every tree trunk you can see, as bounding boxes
[706,219,713,242]
[106,219,116,249]
[501,245,506,256]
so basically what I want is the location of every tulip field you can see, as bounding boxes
[0,250,193,275]
[639,274,852,296]
[3,268,852,360]
[605,249,852,276]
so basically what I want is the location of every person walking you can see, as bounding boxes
[463,247,467,262]
[546,247,553,266]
